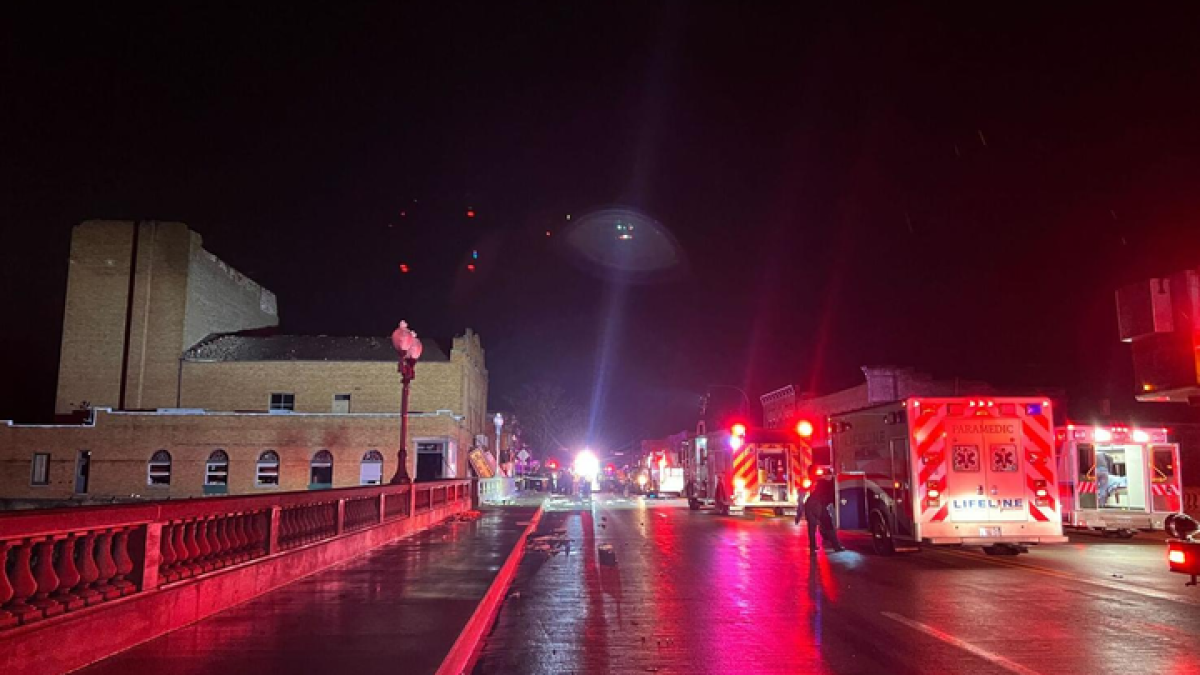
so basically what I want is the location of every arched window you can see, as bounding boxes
[256,450,280,487]
[310,450,334,489]
[360,450,384,485]
[204,450,229,494]
[148,450,172,487]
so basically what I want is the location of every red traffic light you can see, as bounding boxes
[796,420,814,438]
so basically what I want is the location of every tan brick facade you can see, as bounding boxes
[2,220,491,504]
[55,220,278,416]
[0,410,472,502]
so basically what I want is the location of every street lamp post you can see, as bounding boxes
[705,384,752,416]
[390,320,424,484]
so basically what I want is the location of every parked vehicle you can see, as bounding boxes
[1056,424,1183,535]
[829,397,1067,555]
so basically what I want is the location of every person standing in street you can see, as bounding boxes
[797,466,845,553]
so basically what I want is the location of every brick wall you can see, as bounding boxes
[182,232,277,350]
[55,221,278,416]
[0,410,471,501]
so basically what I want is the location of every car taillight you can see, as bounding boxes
[1169,550,1186,565]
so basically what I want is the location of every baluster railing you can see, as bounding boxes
[31,536,64,618]
[8,539,41,623]
[53,534,84,611]
[0,481,469,632]
[0,541,17,629]
[112,528,135,595]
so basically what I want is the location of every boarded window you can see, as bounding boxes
[148,450,172,486]
[360,450,384,485]
[257,450,280,487]
[205,450,229,486]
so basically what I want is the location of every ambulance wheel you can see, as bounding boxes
[688,498,701,511]
[870,511,895,556]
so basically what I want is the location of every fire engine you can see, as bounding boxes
[684,422,819,516]
[829,397,1067,555]
[1055,424,1183,535]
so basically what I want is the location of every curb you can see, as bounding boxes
[434,505,545,675]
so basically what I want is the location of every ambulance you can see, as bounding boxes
[684,422,818,516]
[828,397,1067,555]
[1055,424,1183,534]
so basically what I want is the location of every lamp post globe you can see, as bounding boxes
[390,320,422,484]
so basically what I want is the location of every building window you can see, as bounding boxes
[332,393,351,414]
[205,450,230,494]
[148,450,172,487]
[270,393,295,411]
[360,450,384,485]
[31,453,50,486]
[310,450,334,489]
[256,450,281,487]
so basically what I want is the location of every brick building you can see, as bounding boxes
[0,220,489,505]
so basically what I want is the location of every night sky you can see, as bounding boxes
[5,4,1200,446]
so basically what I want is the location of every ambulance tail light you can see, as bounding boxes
[1034,479,1050,507]
[926,480,941,507]
[1169,549,1187,565]
[802,478,812,490]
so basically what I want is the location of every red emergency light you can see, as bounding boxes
[796,420,815,438]
[546,460,558,470]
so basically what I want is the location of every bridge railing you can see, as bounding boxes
[0,479,470,630]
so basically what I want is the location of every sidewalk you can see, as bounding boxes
[75,506,539,675]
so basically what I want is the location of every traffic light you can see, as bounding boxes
[730,423,747,450]
[795,420,815,438]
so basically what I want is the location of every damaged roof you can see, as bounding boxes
[184,334,451,363]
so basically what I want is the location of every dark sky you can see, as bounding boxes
[5,3,1200,446]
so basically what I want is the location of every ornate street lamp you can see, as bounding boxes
[390,320,424,484]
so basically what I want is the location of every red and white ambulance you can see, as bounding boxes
[685,423,818,516]
[1055,424,1183,534]
[828,397,1067,554]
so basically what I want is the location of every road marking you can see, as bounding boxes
[929,548,1200,607]
[881,611,1045,675]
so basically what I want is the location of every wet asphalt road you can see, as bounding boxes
[475,494,1200,675]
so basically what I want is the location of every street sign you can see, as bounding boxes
[517,449,530,462]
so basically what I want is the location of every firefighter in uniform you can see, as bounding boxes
[797,466,845,552]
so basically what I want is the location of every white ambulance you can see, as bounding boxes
[829,397,1067,555]
[1055,424,1183,534]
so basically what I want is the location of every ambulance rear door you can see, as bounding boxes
[945,420,1028,526]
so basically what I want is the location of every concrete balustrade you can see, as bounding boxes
[0,479,472,675]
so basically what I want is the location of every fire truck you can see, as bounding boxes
[828,397,1067,555]
[1055,424,1183,534]
[684,422,819,516]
